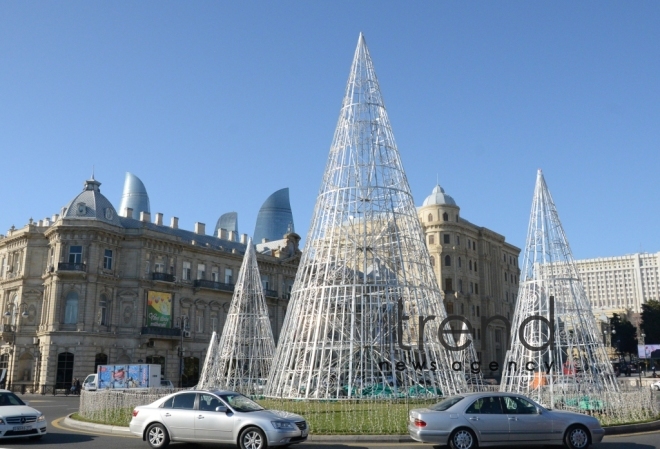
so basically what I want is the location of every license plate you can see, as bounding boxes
[13,426,31,431]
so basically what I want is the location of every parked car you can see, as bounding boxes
[651,380,660,391]
[129,389,308,449]
[159,380,174,389]
[408,392,604,449]
[0,390,47,440]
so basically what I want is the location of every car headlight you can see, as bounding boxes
[271,421,295,430]
[0,419,4,425]
[37,415,45,422]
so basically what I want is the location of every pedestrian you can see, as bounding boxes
[75,377,81,395]
[0,377,6,390]
[71,378,78,394]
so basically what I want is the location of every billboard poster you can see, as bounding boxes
[638,344,660,359]
[98,365,152,389]
[146,291,172,328]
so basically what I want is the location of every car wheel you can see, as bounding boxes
[146,423,170,449]
[564,425,590,449]
[449,428,478,449]
[239,426,267,449]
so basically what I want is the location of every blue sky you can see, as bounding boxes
[1,1,659,260]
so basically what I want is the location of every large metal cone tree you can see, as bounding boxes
[501,170,618,404]
[197,239,275,395]
[266,34,466,399]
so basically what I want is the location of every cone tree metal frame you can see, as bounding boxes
[265,34,466,399]
[197,239,275,395]
[500,170,618,403]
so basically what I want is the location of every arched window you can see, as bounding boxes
[64,291,78,324]
[443,212,449,222]
[458,257,462,268]
[444,255,451,266]
[56,352,74,389]
[94,353,108,372]
[458,279,463,293]
[98,294,108,326]
[430,256,435,267]
[427,213,433,222]
[182,357,200,388]
[469,260,473,271]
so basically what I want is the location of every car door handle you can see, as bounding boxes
[164,413,171,417]
[508,417,517,421]
[198,415,205,419]
[469,417,479,421]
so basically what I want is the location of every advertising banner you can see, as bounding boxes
[638,344,660,359]
[146,291,172,328]
[98,365,152,389]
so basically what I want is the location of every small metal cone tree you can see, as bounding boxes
[501,170,619,404]
[265,33,466,400]
[456,322,484,391]
[197,239,275,395]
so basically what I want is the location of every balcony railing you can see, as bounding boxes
[264,289,279,298]
[58,263,87,272]
[141,326,181,337]
[193,279,235,292]
[152,272,175,282]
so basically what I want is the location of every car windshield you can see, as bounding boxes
[429,396,464,411]
[219,393,265,412]
[0,392,25,406]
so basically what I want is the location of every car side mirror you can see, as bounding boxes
[24,401,29,406]
[215,405,228,413]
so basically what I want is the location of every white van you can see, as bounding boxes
[83,373,97,391]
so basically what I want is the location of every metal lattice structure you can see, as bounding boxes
[500,170,618,404]
[197,239,275,395]
[455,322,485,391]
[265,34,466,400]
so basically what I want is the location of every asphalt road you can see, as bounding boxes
[0,394,656,449]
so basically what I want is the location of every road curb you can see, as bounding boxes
[604,418,660,435]
[63,414,659,441]
[63,414,134,436]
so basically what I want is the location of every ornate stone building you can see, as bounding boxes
[418,184,521,378]
[0,177,300,391]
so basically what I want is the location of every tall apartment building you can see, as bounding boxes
[575,252,660,321]
[0,176,300,391]
[418,184,521,377]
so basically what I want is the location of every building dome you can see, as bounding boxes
[422,184,457,207]
[62,177,122,227]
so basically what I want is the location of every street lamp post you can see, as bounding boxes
[176,316,189,388]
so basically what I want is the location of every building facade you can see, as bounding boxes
[575,252,660,329]
[0,177,300,392]
[418,184,521,377]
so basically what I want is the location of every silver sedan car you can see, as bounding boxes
[409,392,604,449]
[129,389,308,449]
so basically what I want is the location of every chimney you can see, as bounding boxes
[229,231,236,242]
[155,213,163,226]
[37,220,43,227]
[240,234,248,244]
[195,222,206,235]
[52,214,59,222]
[140,211,151,223]
[219,229,228,240]
[262,238,269,244]
[170,217,179,229]
[124,207,133,219]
